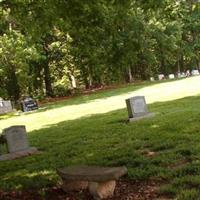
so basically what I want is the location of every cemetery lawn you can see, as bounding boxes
[1,76,200,199]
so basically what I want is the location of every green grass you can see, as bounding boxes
[1,76,200,199]
[0,76,199,132]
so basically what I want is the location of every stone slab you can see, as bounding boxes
[126,96,148,118]
[129,112,156,122]
[3,126,29,153]
[57,166,127,182]
[0,147,40,161]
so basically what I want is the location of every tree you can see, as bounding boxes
[0,30,39,101]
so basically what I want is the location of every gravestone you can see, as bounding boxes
[158,74,165,80]
[191,70,199,76]
[0,126,39,161]
[126,96,155,122]
[178,72,186,78]
[21,97,38,112]
[0,99,12,114]
[168,74,175,79]
[180,72,186,78]
[150,77,155,81]
[3,126,29,153]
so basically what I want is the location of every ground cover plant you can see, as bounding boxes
[1,77,200,199]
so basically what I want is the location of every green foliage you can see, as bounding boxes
[0,0,200,100]
[0,30,39,100]
[177,189,200,200]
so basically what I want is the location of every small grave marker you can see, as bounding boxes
[150,77,155,81]
[178,72,186,78]
[158,74,165,80]
[126,96,155,122]
[180,72,186,78]
[21,97,38,112]
[191,70,199,76]
[0,126,39,161]
[3,126,29,153]
[0,99,12,114]
[169,74,175,79]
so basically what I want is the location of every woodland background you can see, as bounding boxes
[0,0,199,101]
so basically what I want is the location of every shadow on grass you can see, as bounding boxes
[1,95,200,192]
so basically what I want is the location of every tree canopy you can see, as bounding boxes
[0,0,199,101]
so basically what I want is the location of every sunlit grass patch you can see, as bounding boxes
[0,76,200,132]
[0,77,200,199]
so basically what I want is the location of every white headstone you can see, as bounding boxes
[150,77,155,81]
[191,70,199,76]
[169,74,175,79]
[180,72,186,78]
[0,100,12,114]
[158,74,165,80]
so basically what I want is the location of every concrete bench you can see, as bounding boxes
[57,166,127,199]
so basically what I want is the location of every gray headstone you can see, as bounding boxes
[3,126,29,153]
[0,100,12,114]
[126,96,148,118]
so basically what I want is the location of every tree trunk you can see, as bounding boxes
[180,54,184,72]
[196,52,200,69]
[6,65,20,102]
[43,42,54,97]
[43,62,53,97]
[128,66,133,82]
[160,52,166,75]
[83,67,92,89]
[67,71,77,92]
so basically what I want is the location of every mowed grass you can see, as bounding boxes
[1,76,200,199]
[0,76,200,132]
